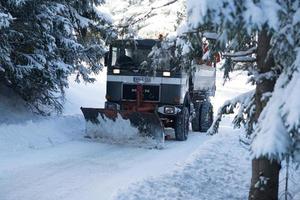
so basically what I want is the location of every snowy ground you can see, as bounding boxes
[0,68,299,200]
[115,126,251,200]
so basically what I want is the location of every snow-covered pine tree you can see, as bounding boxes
[148,27,220,84]
[106,0,185,38]
[185,0,300,199]
[0,6,12,77]
[0,0,115,114]
[147,36,178,74]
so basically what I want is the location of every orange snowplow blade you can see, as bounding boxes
[80,107,165,147]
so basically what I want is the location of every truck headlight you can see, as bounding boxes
[157,106,180,115]
[113,69,120,74]
[164,106,175,114]
[163,71,171,77]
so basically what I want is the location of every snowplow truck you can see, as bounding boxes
[81,39,215,146]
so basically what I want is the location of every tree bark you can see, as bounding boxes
[248,29,281,200]
[249,158,281,200]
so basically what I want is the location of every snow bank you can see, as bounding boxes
[0,115,85,153]
[0,68,107,154]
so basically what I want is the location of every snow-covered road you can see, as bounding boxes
[2,69,277,200]
[0,130,209,200]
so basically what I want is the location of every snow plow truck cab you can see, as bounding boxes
[81,39,215,146]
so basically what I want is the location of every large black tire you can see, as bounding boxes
[174,107,189,141]
[199,101,213,132]
[191,102,201,132]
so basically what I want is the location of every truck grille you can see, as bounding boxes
[122,84,160,102]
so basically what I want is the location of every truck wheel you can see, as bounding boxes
[200,101,213,132]
[175,107,189,141]
[191,102,201,132]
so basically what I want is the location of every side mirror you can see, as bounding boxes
[104,52,109,66]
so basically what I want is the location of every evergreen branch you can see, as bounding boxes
[207,90,255,135]
[118,0,179,28]
[223,46,257,57]
[231,56,256,63]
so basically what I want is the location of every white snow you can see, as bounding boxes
[1,67,299,200]
[244,1,280,30]
[251,78,291,161]
[63,68,107,115]
[181,42,191,55]
[1,1,300,199]
[251,70,300,161]
[0,115,84,153]
[115,128,252,200]
[0,12,12,28]
[114,69,300,200]
[86,114,139,140]
[203,32,218,40]
[105,0,185,38]
[185,0,300,162]
[186,0,281,35]
[250,50,300,161]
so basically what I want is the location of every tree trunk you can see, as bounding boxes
[249,158,281,200]
[248,29,281,200]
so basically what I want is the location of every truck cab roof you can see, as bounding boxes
[110,39,158,50]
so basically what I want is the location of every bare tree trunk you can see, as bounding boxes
[248,29,281,200]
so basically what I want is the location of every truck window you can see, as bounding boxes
[111,47,151,69]
[132,49,152,67]
[111,47,134,68]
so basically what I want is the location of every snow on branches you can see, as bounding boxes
[186,0,281,38]
[252,50,300,161]
[186,0,300,161]
[147,37,176,73]
[208,90,255,136]
[0,0,115,114]
[106,0,185,38]
[0,11,12,29]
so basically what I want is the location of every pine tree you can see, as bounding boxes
[0,6,12,77]
[0,0,115,114]
[184,0,300,199]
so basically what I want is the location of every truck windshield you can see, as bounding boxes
[111,47,152,69]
